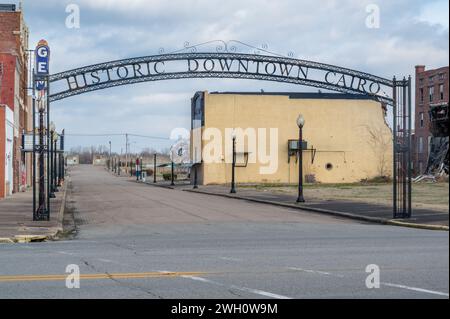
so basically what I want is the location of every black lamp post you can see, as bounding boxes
[153,153,157,183]
[109,141,112,171]
[53,135,58,192]
[230,132,237,194]
[130,159,133,177]
[193,164,198,189]
[58,130,64,187]
[140,156,143,181]
[59,129,66,186]
[35,99,47,220]
[49,122,56,199]
[296,114,305,203]
[171,161,175,186]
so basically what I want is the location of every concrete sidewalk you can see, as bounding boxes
[0,185,67,243]
[143,181,448,231]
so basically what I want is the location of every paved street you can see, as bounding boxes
[0,165,448,299]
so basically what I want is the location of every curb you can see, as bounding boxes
[386,220,449,231]
[143,182,175,190]
[13,235,47,243]
[184,189,448,231]
[0,238,14,244]
[47,180,69,241]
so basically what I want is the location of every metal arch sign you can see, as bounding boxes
[48,52,394,104]
[35,39,50,77]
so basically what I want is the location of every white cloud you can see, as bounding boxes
[417,0,449,29]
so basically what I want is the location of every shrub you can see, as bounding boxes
[361,176,392,184]
[163,173,177,181]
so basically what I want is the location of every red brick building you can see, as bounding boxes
[0,4,31,199]
[413,65,449,176]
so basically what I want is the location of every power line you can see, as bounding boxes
[64,133,170,140]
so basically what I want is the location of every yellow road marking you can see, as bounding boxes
[0,272,207,283]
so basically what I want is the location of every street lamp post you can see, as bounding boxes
[140,156,143,181]
[193,164,198,189]
[35,100,47,220]
[153,153,157,183]
[171,161,175,186]
[296,114,305,203]
[53,134,58,192]
[109,141,112,171]
[230,131,237,194]
[57,130,64,187]
[136,157,139,181]
[49,122,56,199]
[130,158,134,177]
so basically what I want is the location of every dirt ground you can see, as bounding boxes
[246,182,449,213]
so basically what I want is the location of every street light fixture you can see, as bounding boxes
[230,130,237,194]
[296,114,305,203]
[49,121,55,134]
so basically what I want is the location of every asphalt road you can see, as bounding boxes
[0,165,448,299]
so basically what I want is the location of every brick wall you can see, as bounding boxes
[0,10,30,196]
[0,54,15,109]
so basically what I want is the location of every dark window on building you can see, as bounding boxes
[419,112,424,127]
[439,73,445,80]
[419,78,424,85]
[439,84,444,100]
[429,86,434,102]
[429,76,434,83]
[420,88,424,103]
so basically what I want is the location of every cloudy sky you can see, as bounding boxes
[13,0,450,153]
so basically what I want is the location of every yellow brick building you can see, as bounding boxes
[191,91,393,185]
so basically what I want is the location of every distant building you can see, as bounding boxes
[191,91,393,185]
[92,155,107,166]
[0,4,31,199]
[66,155,79,166]
[413,65,449,175]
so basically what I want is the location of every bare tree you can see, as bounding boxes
[365,125,392,177]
